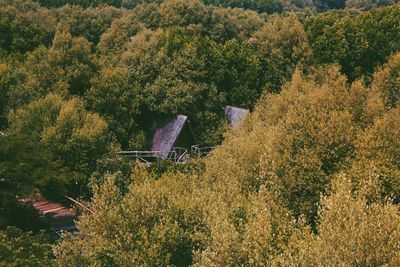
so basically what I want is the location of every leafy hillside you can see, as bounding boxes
[55,63,400,266]
[0,0,399,265]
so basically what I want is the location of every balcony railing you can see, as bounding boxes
[118,147,188,164]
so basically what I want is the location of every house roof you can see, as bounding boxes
[151,115,188,158]
[224,106,249,129]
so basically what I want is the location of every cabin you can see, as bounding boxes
[120,106,249,162]
[120,114,196,163]
[151,115,196,159]
[224,105,249,129]
[190,106,250,157]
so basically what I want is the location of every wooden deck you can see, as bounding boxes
[20,198,76,237]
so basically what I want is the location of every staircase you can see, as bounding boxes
[20,198,76,238]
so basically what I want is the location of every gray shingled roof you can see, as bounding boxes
[225,106,249,129]
[151,115,188,158]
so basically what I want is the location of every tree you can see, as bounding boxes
[121,28,228,145]
[346,0,400,10]
[371,52,400,109]
[0,62,11,129]
[313,0,346,11]
[286,0,316,10]
[305,12,350,68]
[159,0,208,28]
[86,66,144,148]
[0,134,64,197]
[8,94,111,196]
[55,172,198,266]
[0,227,55,266]
[346,0,375,10]
[203,0,283,14]
[0,1,56,53]
[205,66,374,223]
[97,13,144,55]
[196,188,296,266]
[206,6,264,42]
[305,4,400,81]
[0,103,66,227]
[0,133,65,230]
[25,29,96,99]
[348,106,400,203]
[279,176,400,266]
[251,13,312,93]
[56,5,123,48]
[35,0,123,8]
[212,39,262,109]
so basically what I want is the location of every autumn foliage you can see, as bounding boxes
[0,0,400,265]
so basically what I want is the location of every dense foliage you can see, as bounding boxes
[31,0,400,12]
[1,0,400,265]
[55,63,400,266]
[0,227,55,266]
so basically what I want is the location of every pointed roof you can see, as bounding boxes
[224,106,249,129]
[151,115,188,158]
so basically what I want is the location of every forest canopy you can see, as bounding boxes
[0,0,400,265]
